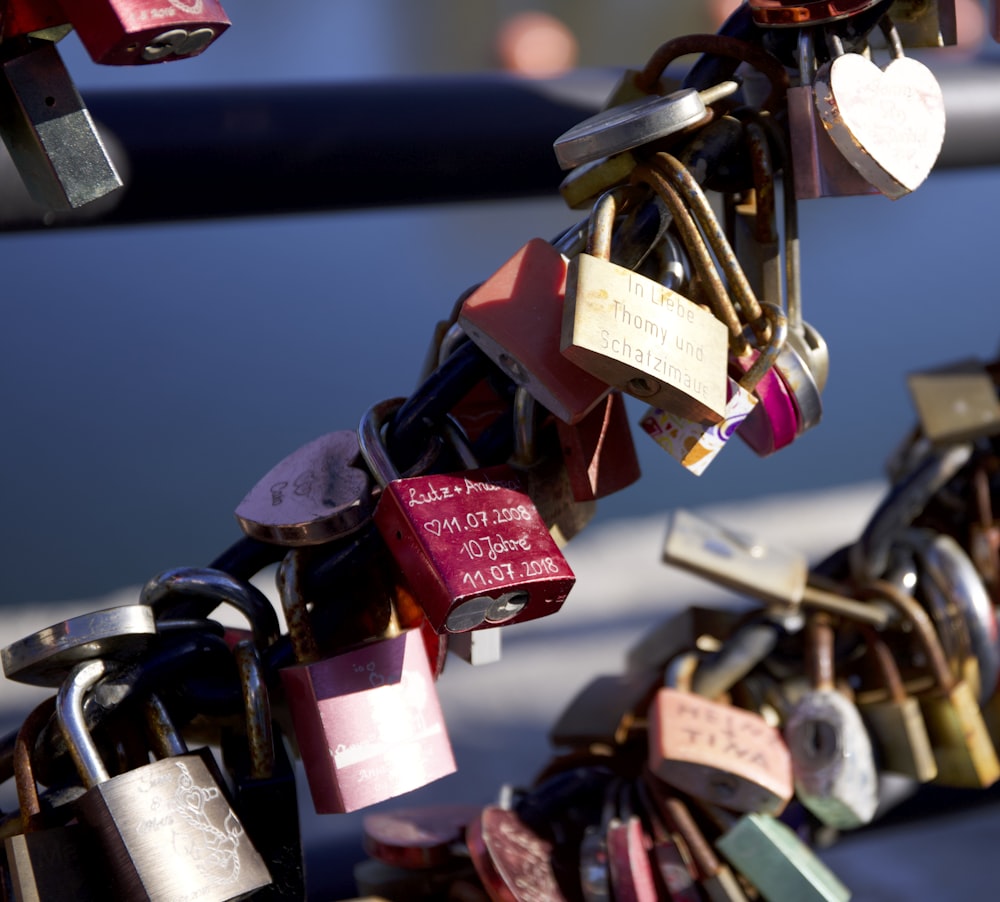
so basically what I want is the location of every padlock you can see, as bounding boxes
[640,304,786,474]
[782,613,879,829]
[968,461,1000,605]
[0,0,71,42]
[576,776,620,901]
[748,0,881,26]
[886,0,957,47]
[234,430,374,545]
[633,779,702,902]
[560,186,730,421]
[860,579,1000,788]
[55,659,272,901]
[905,528,1000,702]
[906,357,1000,446]
[555,389,641,503]
[360,397,576,634]
[559,151,638,211]
[221,641,304,900]
[4,695,106,902]
[647,652,793,816]
[730,117,825,436]
[552,80,738,170]
[853,624,938,782]
[549,669,663,752]
[276,549,456,813]
[605,784,659,902]
[458,237,611,425]
[626,604,746,674]
[60,0,230,66]
[466,806,568,901]
[504,386,597,549]
[814,17,946,200]
[2,603,157,687]
[0,39,122,210]
[362,804,480,871]
[643,785,750,902]
[787,29,880,200]
[713,810,852,902]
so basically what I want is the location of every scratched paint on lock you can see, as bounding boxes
[561,254,728,421]
[373,465,575,633]
[281,630,455,813]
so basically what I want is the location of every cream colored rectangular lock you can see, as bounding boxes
[907,358,1000,445]
[662,508,809,611]
[560,190,729,423]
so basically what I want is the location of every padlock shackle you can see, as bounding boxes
[859,580,956,694]
[653,152,770,344]
[858,623,907,704]
[234,639,275,781]
[805,612,836,692]
[142,566,281,650]
[144,694,188,759]
[358,396,408,487]
[55,659,111,789]
[13,695,55,829]
[737,303,787,392]
[691,620,780,700]
[276,550,322,666]
[635,33,788,111]
[633,163,747,353]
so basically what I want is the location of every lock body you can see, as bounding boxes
[279,628,456,813]
[373,464,575,633]
[63,0,231,65]
[76,752,272,901]
[647,687,793,815]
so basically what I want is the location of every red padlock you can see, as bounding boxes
[59,0,230,65]
[359,397,576,634]
[1,0,70,41]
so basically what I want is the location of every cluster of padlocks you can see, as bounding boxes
[2,0,996,899]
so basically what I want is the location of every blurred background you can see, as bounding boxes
[2,3,1000,897]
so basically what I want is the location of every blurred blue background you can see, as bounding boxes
[0,0,997,607]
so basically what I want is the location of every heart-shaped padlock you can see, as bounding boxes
[814,19,946,199]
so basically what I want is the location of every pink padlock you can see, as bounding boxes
[277,551,456,814]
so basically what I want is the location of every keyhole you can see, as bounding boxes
[801,718,839,763]
[44,96,55,108]
[626,376,658,397]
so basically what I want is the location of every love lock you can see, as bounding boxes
[814,17,946,199]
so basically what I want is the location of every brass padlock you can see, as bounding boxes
[862,579,1000,788]
[560,186,730,421]
[853,623,937,782]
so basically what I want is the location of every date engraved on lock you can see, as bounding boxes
[373,466,575,633]
[561,255,728,421]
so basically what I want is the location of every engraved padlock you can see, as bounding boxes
[782,613,879,829]
[647,652,794,816]
[560,186,730,421]
[60,0,230,65]
[360,397,576,634]
[458,236,611,425]
[221,641,304,900]
[4,695,106,902]
[55,660,272,902]
[276,549,457,814]
[814,17,946,200]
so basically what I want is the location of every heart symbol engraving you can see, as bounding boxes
[424,519,443,537]
[814,53,945,200]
